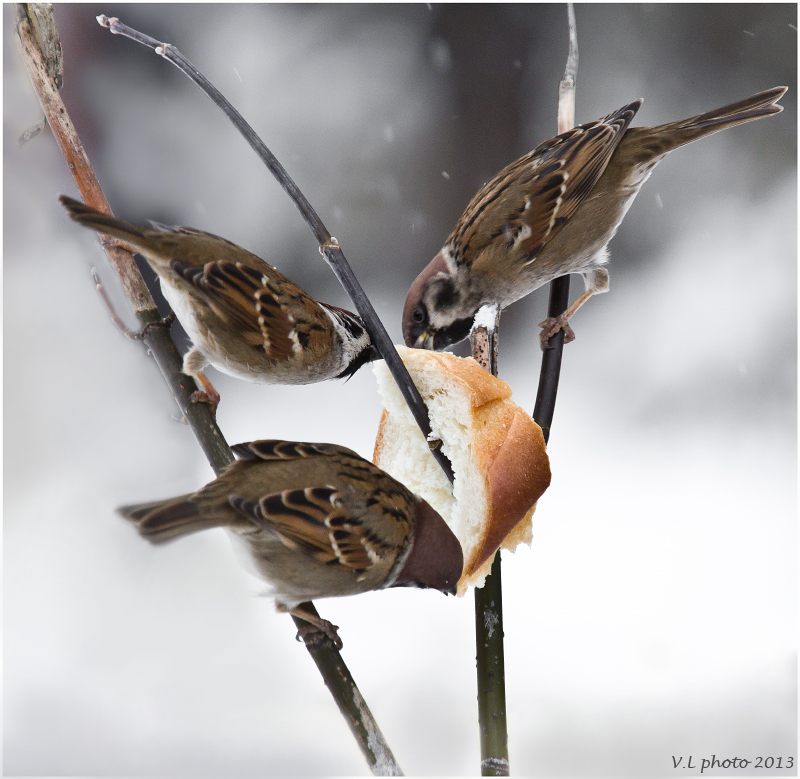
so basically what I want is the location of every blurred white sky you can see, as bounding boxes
[4,4,796,777]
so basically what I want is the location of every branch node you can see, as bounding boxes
[139,310,176,341]
[320,236,340,254]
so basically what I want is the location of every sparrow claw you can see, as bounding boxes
[187,369,220,419]
[295,619,343,651]
[188,389,219,419]
[538,315,575,350]
[138,310,176,341]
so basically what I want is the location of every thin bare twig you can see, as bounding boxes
[91,267,145,340]
[471,7,579,775]
[471,6,579,770]
[96,14,454,485]
[534,2,579,444]
[15,6,401,774]
[557,2,578,135]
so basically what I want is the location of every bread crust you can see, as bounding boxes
[472,405,550,574]
[373,346,551,592]
[399,348,512,407]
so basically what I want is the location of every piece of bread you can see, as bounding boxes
[373,346,551,594]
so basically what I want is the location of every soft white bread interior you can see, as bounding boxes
[373,346,551,594]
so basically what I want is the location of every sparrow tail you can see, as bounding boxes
[59,195,152,246]
[649,86,786,151]
[118,497,224,543]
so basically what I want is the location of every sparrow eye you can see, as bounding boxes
[411,307,426,324]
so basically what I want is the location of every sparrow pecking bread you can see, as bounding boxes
[403,86,787,351]
[60,196,378,411]
[118,439,464,648]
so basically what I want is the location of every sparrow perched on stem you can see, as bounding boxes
[60,196,378,412]
[403,86,787,351]
[118,439,464,648]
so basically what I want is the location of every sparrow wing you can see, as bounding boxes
[230,484,409,577]
[230,440,360,462]
[229,443,414,575]
[449,100,642,267]
[171,260,331,362]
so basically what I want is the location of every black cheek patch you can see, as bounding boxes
[336,344,380,380]
[433,315,475,349]
[342,318,364,339]
[433,278,458,310]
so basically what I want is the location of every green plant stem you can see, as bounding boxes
[473,8,578,773]
[474,554,509,776]
[470,314,509,777]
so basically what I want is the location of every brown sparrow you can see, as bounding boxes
[60,196,378,411]
[118,439,464,648]
[403,86,787,350]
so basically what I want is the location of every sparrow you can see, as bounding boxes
[60,196,378,412]
[118,439,464,649]
[403,86,787,351]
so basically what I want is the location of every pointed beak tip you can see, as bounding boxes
[412,332,435,351]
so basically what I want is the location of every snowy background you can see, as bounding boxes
[4,4,796,776]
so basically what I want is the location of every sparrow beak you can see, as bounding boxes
[410,316,475,352]
[412,331,435,351]
[403,251,451,347]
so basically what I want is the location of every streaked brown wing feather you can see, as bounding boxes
[449,101,641,266]
[258,486,401,574]
[229,443,415,575]
[172,260,328,361]
[231,440,360,462]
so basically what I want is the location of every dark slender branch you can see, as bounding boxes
[323,244,454,482]
[16,7,400,775]
[96,16,325,244]
[96,14,455,485]
[469,310,509,777]
[533,3,578,444]
[474,555,509,776]
[532,277,570,444]
[291,604,403,777]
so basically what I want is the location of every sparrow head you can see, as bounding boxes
[336,340,380,380]
[323,306,380,379]
[402,250,475,351]
[391,498,463,595]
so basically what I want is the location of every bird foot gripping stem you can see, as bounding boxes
[291,607,344,651]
